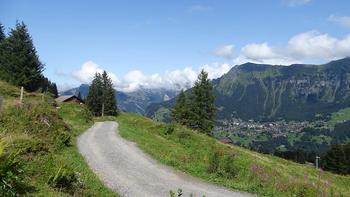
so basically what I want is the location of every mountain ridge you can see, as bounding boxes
[146,57,350,121]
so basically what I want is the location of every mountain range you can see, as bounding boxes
[60,84,178,115]
[146,57,350,122]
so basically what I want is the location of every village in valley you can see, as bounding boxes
[214,118,310,138]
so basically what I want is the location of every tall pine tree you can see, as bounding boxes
[0,23,5,41]
[101,71,117,116]
[322,143,350,175]
[0,22,44,91]
[86,71,118,116]
[86,73,103,116]
[187,70,216,134]
[0,23,6,80]
[171,89,189,125]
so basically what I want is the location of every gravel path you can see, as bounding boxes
[78,121,254,197]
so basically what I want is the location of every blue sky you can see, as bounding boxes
[1,0,350,91]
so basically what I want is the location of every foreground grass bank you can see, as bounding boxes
[0,81,117,196]
[117,113,350,197]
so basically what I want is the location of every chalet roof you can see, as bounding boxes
[55,95,80,103]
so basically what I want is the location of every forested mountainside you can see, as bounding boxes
[61,84,178,115]
[147,57,350,122]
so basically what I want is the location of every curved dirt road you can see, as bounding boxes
[78,121,253,197]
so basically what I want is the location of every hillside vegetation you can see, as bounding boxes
[0,81,117,196]
[116,113,350,197]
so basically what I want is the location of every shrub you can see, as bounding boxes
[81,107,93,123]
[164,124,175,135]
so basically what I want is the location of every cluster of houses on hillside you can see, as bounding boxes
[215,118,310,138]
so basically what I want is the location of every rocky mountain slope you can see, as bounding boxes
[146,57,350,121]
[61,84,178,115]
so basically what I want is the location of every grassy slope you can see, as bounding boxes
[116,113,350,197]
[0,81,117,196]
[327,107,350,129]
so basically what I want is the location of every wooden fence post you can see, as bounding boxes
[20,86,24,103]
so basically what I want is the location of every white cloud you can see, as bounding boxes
[288,31,350,60]
[241,43,278,61]
[233,31,350,65]
[72,61,103,83]
[213,45,234,59]
[285,0,311,7]
[72,60,120,85]
[328,15,350,28]
[288,31,338,59]
[70,61,232,92]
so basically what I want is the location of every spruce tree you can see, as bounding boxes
[86,73,103,116]
[101,71,117,116]
[0,22,44,91]
[86,71,117,116]
[322,144,348,174]
[188,70,216,134]
[0,23,6,80]
[171,89,189,125]
[0,23,5,41]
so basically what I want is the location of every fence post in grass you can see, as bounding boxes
[20,86,24,103]
[316,156,320,169]
[0,96,3,113]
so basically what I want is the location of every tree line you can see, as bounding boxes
[321,142,350,175]
[0,22,58,96]
[171,70,216,134]
[86,71,117,116]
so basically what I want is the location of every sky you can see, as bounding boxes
[1,0,350,92]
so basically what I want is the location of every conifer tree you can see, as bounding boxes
[86,71,118,116]
[40,77,58,98]
[0,23,6,79]
[187,70,216,134]
[0,22,44,91]
[322,144,348,174]
[0,23,5,41]
[86,73,103,116]
[171,89,189,125]
[101,71,117,116]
